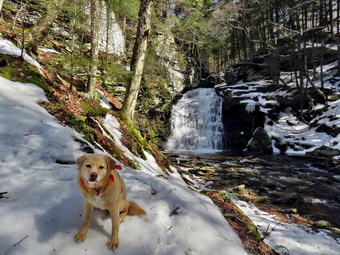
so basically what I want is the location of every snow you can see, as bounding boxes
[240,99,256,113]
[265,100,340,156]
[0,77,247,255]
[0,39,43,73]
[97,89,112,109]
[38,47,62,54]
[233,200,340,255]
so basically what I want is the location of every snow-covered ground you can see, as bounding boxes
[0,76,248,255]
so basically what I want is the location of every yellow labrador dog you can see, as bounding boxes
[74,154,146,249]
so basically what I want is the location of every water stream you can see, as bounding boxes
[165,88,224,153]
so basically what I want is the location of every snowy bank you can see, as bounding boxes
[234,200,340,255]
[0,77,247,255]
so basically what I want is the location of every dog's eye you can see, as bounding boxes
[99,166,105,169]
[86,164,91,168]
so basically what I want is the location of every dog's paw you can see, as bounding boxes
[74,232,87,243]
[107,238,119,250]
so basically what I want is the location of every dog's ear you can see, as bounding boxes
[76,154,90,169]
[104,155,116,170]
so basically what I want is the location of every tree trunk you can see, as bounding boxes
[122,0,152,120]
[320,37,324,88]
[329,0,333,33]
[337,41,340,76]
[87,0,100,99]
[105,0,111,60]
[337,0,340,75]
[242,30,247,59]
[26,0,66,53]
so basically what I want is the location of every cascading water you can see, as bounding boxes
[166,88,224,153]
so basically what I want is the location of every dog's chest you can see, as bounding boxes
[89,193,107,210]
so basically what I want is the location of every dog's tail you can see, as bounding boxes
[128,201,146,215]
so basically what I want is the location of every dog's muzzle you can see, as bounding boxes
[89,172,98,182]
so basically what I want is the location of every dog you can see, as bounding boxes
[74,154,146,249]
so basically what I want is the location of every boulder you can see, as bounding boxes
[308,146,340,158]
[314,220,331,228]
[224,71,238,85]
[232,62,271,82]
[246,127,273,154]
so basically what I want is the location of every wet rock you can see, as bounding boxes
[245,127,273,154]
[328,227,340,235]
[314,220,331,228]
[232,184,246,193]
[308,146,340,158]
[253,196,269,203]
[224,213,238,219]
[278,208,298,214]
[327,94,340,101]
[315,124,340,138]
[238,195,251,202]
[274,193,303,206]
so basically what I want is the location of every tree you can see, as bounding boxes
[87,0,100,99]
[121,0,153,120]
[26,0,66,53]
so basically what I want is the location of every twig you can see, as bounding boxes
[0,192,9,199]
[164,226,172,234]
[13,235,28,247]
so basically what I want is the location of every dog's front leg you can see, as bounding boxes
[74,200,93,243]
[107,206,120,249]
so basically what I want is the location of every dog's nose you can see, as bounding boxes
[89,172,98,182]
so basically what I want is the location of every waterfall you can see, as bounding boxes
[166,88,224,153]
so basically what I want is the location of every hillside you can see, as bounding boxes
[0,64,247,254]
[1,1,340,254]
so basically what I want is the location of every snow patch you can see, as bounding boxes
[0,38,43,74]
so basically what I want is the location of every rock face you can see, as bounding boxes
[83,1,125,56]
[154,33,187,95]
[97,1,125,56]
[221,102,265,153]
[245,127,273,154]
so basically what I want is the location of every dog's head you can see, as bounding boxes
[76,154,116,188]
